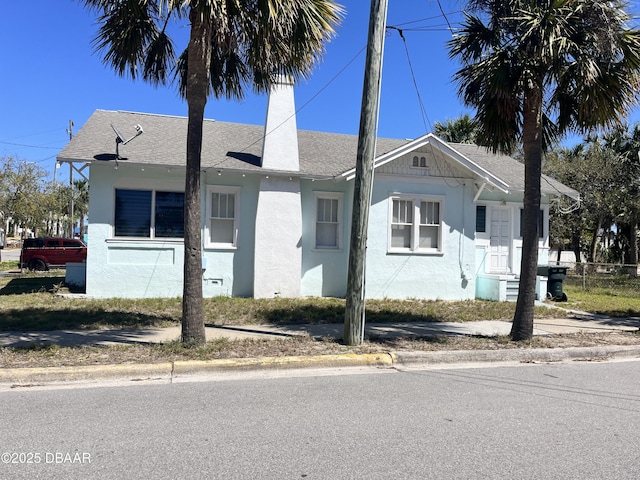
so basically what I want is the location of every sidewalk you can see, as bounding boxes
[1,314,639,387]
[1,313,639,348]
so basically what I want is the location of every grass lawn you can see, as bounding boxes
[0,260,18,272]
[564,284,640,318]
[0,271,568,332]
[2,271,639,369]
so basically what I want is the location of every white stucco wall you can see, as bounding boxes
[86,166,259,299]
[300,179,353,297]
[253,176,302,298]
[363,175,477,300]
[86,165,186,298]
[261,79,299,172]
[202,172,259,297]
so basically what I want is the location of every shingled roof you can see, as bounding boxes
[58,109,578,199]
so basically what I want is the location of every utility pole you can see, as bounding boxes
[344,0,388,346]
[67,120,74,238]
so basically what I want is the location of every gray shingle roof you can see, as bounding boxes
[450,143,579,199]
[58,109,577,199]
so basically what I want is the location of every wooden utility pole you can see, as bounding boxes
[344,0,388,346]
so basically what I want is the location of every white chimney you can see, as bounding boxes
[261,76,299,171]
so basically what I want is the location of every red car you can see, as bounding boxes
[20,237,87,271]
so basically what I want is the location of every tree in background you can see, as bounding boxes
[432,114,478,144]
[83,0,343,344]
[73,180,89,240]
[601,125,640,273]
[544,143,619,264]
[449,0,640,340]
[0,157,50,237]
[547,125,640,271]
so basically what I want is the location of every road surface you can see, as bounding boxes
[1,361,639,479]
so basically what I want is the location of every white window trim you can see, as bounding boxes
[312,191,344,251]
[205,185,241,250]
[387,194,444,254]
[112,188,185,240]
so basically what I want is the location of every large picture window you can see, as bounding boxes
[114,189,184,239]
[206,186,240,248]
[389,195,443,253]
[314,192,343,250]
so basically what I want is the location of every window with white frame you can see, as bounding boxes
[412,155,427,167]
[389,195,443,253]
[114,188,184,239]
[314,192,343,250]
[206,186,240,248]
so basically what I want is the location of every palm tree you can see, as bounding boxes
[83,0,343,344]
[449,0,640,340]
[432,114,478,143]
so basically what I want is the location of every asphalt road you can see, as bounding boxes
[1,360,639,479]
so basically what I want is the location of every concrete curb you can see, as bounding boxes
[0,354,393,387]
[172,353,393,376]
[0,363,173,385]
[2,346,640,387]
[392,345,640,366]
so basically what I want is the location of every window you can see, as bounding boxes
[412,155,427,167]
[389,195,443,253]
[206,186,240,248]
[314,192,343,250]
[114,189,184,239]
[519,208,544,239]
[476,205,487,233]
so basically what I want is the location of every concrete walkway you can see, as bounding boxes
[1,313,638,348]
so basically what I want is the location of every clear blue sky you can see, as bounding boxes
[1,0,639,184]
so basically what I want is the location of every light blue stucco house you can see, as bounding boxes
[57,80,578,301]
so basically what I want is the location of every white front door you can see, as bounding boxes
[489,207,511,273]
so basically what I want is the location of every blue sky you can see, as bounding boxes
[1,0,639,183]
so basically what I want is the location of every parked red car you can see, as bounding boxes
[20,237,87,271]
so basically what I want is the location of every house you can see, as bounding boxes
[57,80,579,301]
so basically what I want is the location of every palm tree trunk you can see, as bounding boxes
[511,88,543,341]
[181,7,212,345]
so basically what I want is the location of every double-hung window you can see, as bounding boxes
[114,189,184,239]
[206,186,240,248]
[314,192,343,250]
[389,195,443,253]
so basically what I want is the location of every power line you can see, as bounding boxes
[0,141,61,150]
[225,44,368,161]
[386,26,431,133]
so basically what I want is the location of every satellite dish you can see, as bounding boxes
[110,123,144,159]
[111,124,126,144]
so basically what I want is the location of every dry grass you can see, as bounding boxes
[2,331,638,369]
[2,271,638,370]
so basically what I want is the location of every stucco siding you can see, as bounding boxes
[85,165,186,298]
[202,172,258,297]
[300,179,353,297]
[253,176,302,298]
[363,175,476,300]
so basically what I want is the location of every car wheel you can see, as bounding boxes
[29,259,47,271]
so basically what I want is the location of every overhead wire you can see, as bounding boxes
[0,141,61,150]
[221,44,368,164]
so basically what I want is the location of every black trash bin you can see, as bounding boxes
[538,265,568,301]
